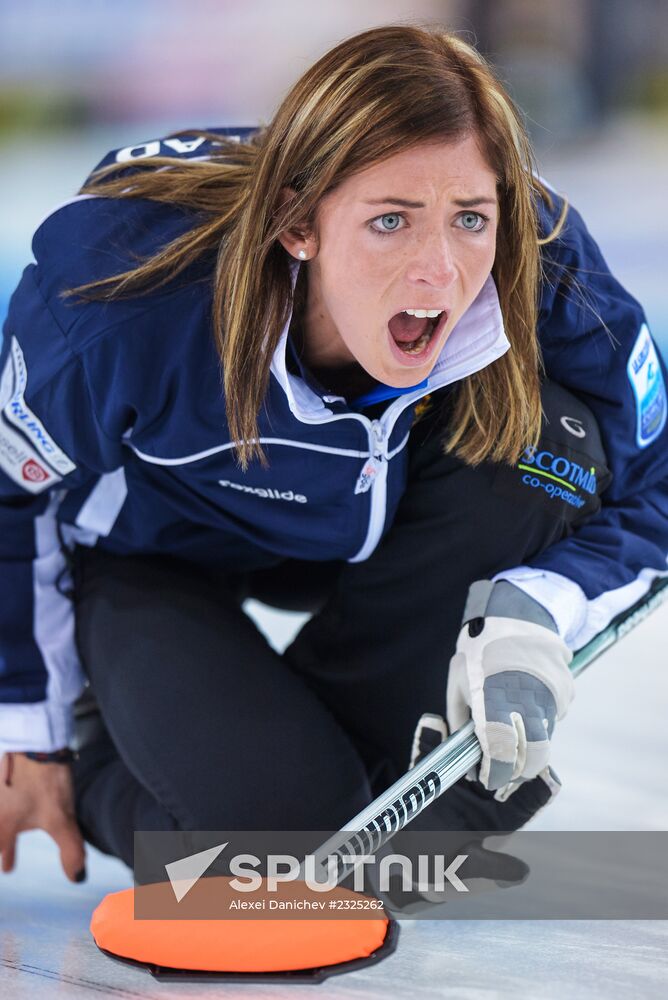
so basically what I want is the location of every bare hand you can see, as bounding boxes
[0,752,86,882]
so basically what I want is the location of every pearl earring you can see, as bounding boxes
[298,249,307,260]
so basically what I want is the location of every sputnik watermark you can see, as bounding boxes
[231,852,468,894]
[135,831,668,920]
[163,841,469,901]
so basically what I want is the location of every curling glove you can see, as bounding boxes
[446,580,574,801]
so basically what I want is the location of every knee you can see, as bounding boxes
[174,744,373,833]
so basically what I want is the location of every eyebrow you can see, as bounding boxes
[363,197,497,209]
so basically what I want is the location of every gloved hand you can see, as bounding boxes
[446,579,575,801]
[370,713,531,917]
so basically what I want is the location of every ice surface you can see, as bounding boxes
[2,597,666,999]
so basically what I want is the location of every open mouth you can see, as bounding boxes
[387,309,448,358]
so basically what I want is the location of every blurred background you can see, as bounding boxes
[1,0,667,355]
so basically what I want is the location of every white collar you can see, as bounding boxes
[270,264,510,421]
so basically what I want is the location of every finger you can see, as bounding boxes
[50,819,87,882]
[493,776,525,802]
[410,713,448,769]
[1,832,17,874]
[538,765,562,799]
[522,737,552,779]
[509,712,527,780]
[445,653,471,732]
[482,754,515,790]
[478,718,518,790]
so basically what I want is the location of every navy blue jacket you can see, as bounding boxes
[1,131,667,751]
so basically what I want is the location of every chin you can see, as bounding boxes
[381,364,431,388]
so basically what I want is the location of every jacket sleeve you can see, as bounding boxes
[0,265,126,753]
[496,190,668,650]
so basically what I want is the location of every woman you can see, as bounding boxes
[1,25,666,884]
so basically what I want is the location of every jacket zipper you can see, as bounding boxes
[350,384,434,562]
[350,418,390,562]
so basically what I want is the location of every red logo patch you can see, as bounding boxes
[22,459,50,483]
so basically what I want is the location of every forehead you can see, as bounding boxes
[331,135,498,205]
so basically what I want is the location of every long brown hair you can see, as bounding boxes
[69,24,566,468]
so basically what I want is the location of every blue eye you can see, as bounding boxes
[370,213,405,235]
[459,212,488,232]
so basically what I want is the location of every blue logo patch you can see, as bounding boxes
[517,446,597,510]
[627,324,667,448]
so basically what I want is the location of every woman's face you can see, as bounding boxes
[291,134,499,388]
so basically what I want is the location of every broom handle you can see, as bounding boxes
[312,575,668,884]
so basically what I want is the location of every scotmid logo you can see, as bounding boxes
[520,447,597,493]
[518,446,597,510]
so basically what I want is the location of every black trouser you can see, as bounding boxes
[70,382,609,870]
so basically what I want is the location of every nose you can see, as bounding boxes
[406,229,458,290]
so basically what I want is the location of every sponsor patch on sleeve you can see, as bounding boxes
[0,336,77,477]
[627,324,667,448]
[0,418,63,493]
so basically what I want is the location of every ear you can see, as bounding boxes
[275,187,317,262]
